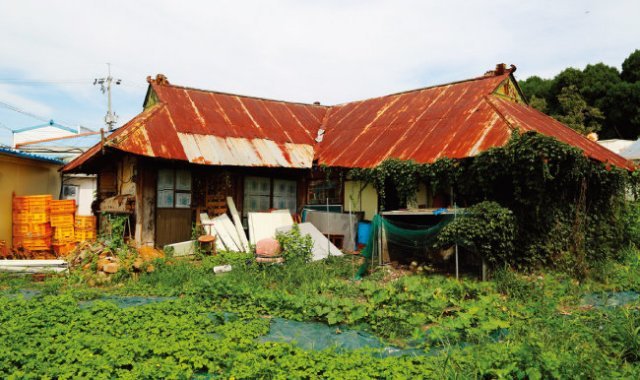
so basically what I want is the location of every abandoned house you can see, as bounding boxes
[62,65,632,248]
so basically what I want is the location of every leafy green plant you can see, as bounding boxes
[276,225,313,264]
[436,201,516,267]
[100,213,129,253]
[2,247,640,378]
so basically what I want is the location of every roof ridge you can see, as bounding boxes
[106,103,166,147]
[13,121,79,134]
[483,95,518,131]
[330,72,511,107]
[147,70,510,110]
[152,82,330,108]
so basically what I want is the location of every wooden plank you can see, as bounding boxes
[0,260,67,267]
[227,196,249,252]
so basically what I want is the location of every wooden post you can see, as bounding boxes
[455,243,459,280]
[482,258,488,281]
[100,128,105,155]
[381,223,390,264]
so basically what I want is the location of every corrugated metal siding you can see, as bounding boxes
[175,133,312,168]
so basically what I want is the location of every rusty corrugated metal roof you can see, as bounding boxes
[315,73,512,167]
[488,97,634,170]
[63,80,326,171]
[315,69,633,170]
[63,67,633,173]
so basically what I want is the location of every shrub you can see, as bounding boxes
[276,225,313,264]
[437,201,516,267]
[350,131,636,274]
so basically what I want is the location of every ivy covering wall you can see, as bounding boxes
[348,131,637,275]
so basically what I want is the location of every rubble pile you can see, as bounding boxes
[65,241,164,279]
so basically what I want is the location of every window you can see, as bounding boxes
[273,179,297,214]
[307,179,342,205]
[243,177,297,216]
[62,184,79,203]
[157,169,192,208]
[243,177,271,216]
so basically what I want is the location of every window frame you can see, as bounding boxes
[157,169,192,209]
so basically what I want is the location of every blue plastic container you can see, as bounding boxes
[357,221,372,246]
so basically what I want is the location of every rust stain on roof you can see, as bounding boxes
[316,72,511,167]
[63,68,633,173]
[488,96,634,170]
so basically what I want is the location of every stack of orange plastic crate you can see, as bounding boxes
[12,195,53,252]
[75,215,97,244]
[50,199,77,256]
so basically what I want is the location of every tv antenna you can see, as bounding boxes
[94,63,121,131]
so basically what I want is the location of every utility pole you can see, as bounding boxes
[94,63,121,131]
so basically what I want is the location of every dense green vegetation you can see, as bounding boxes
[0,248,639,379]
[519,49,640,139]
[350,132,636,275]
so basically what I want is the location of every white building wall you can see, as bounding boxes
[63,175,97,216]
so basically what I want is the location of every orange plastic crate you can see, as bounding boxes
[12,223,52,238]
[75,216,96,229]
[13,195,52,205]
[51,200,76,214]
[53,242,77,256]
[50,214,74,227]
[12,211,49,224]
[53,225,75,243]
[75,228,96,242]
[13,236,52,251]
[13,195,51,213]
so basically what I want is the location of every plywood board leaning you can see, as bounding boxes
[211,214,243,252]
[277,223,342,261]
[200,213,226,251]
[164,240,195,256]
[226,196,249,252]
[248,212,294,245]
[304,210,358,251]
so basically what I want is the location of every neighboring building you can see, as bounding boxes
[16,132,103,216]
[12,119,93,148]
[598,139,635,156]
[617,139,640,162]
[0,147,63,246]
[63,66,632,248]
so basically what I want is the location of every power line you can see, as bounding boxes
[0,79,92,86]
[0,120,13,132]
[0,100,50,123]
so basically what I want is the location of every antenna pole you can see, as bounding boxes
[106,64,113,130]
[94,63,121,131]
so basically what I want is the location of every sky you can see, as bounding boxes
[0,0,639,146]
